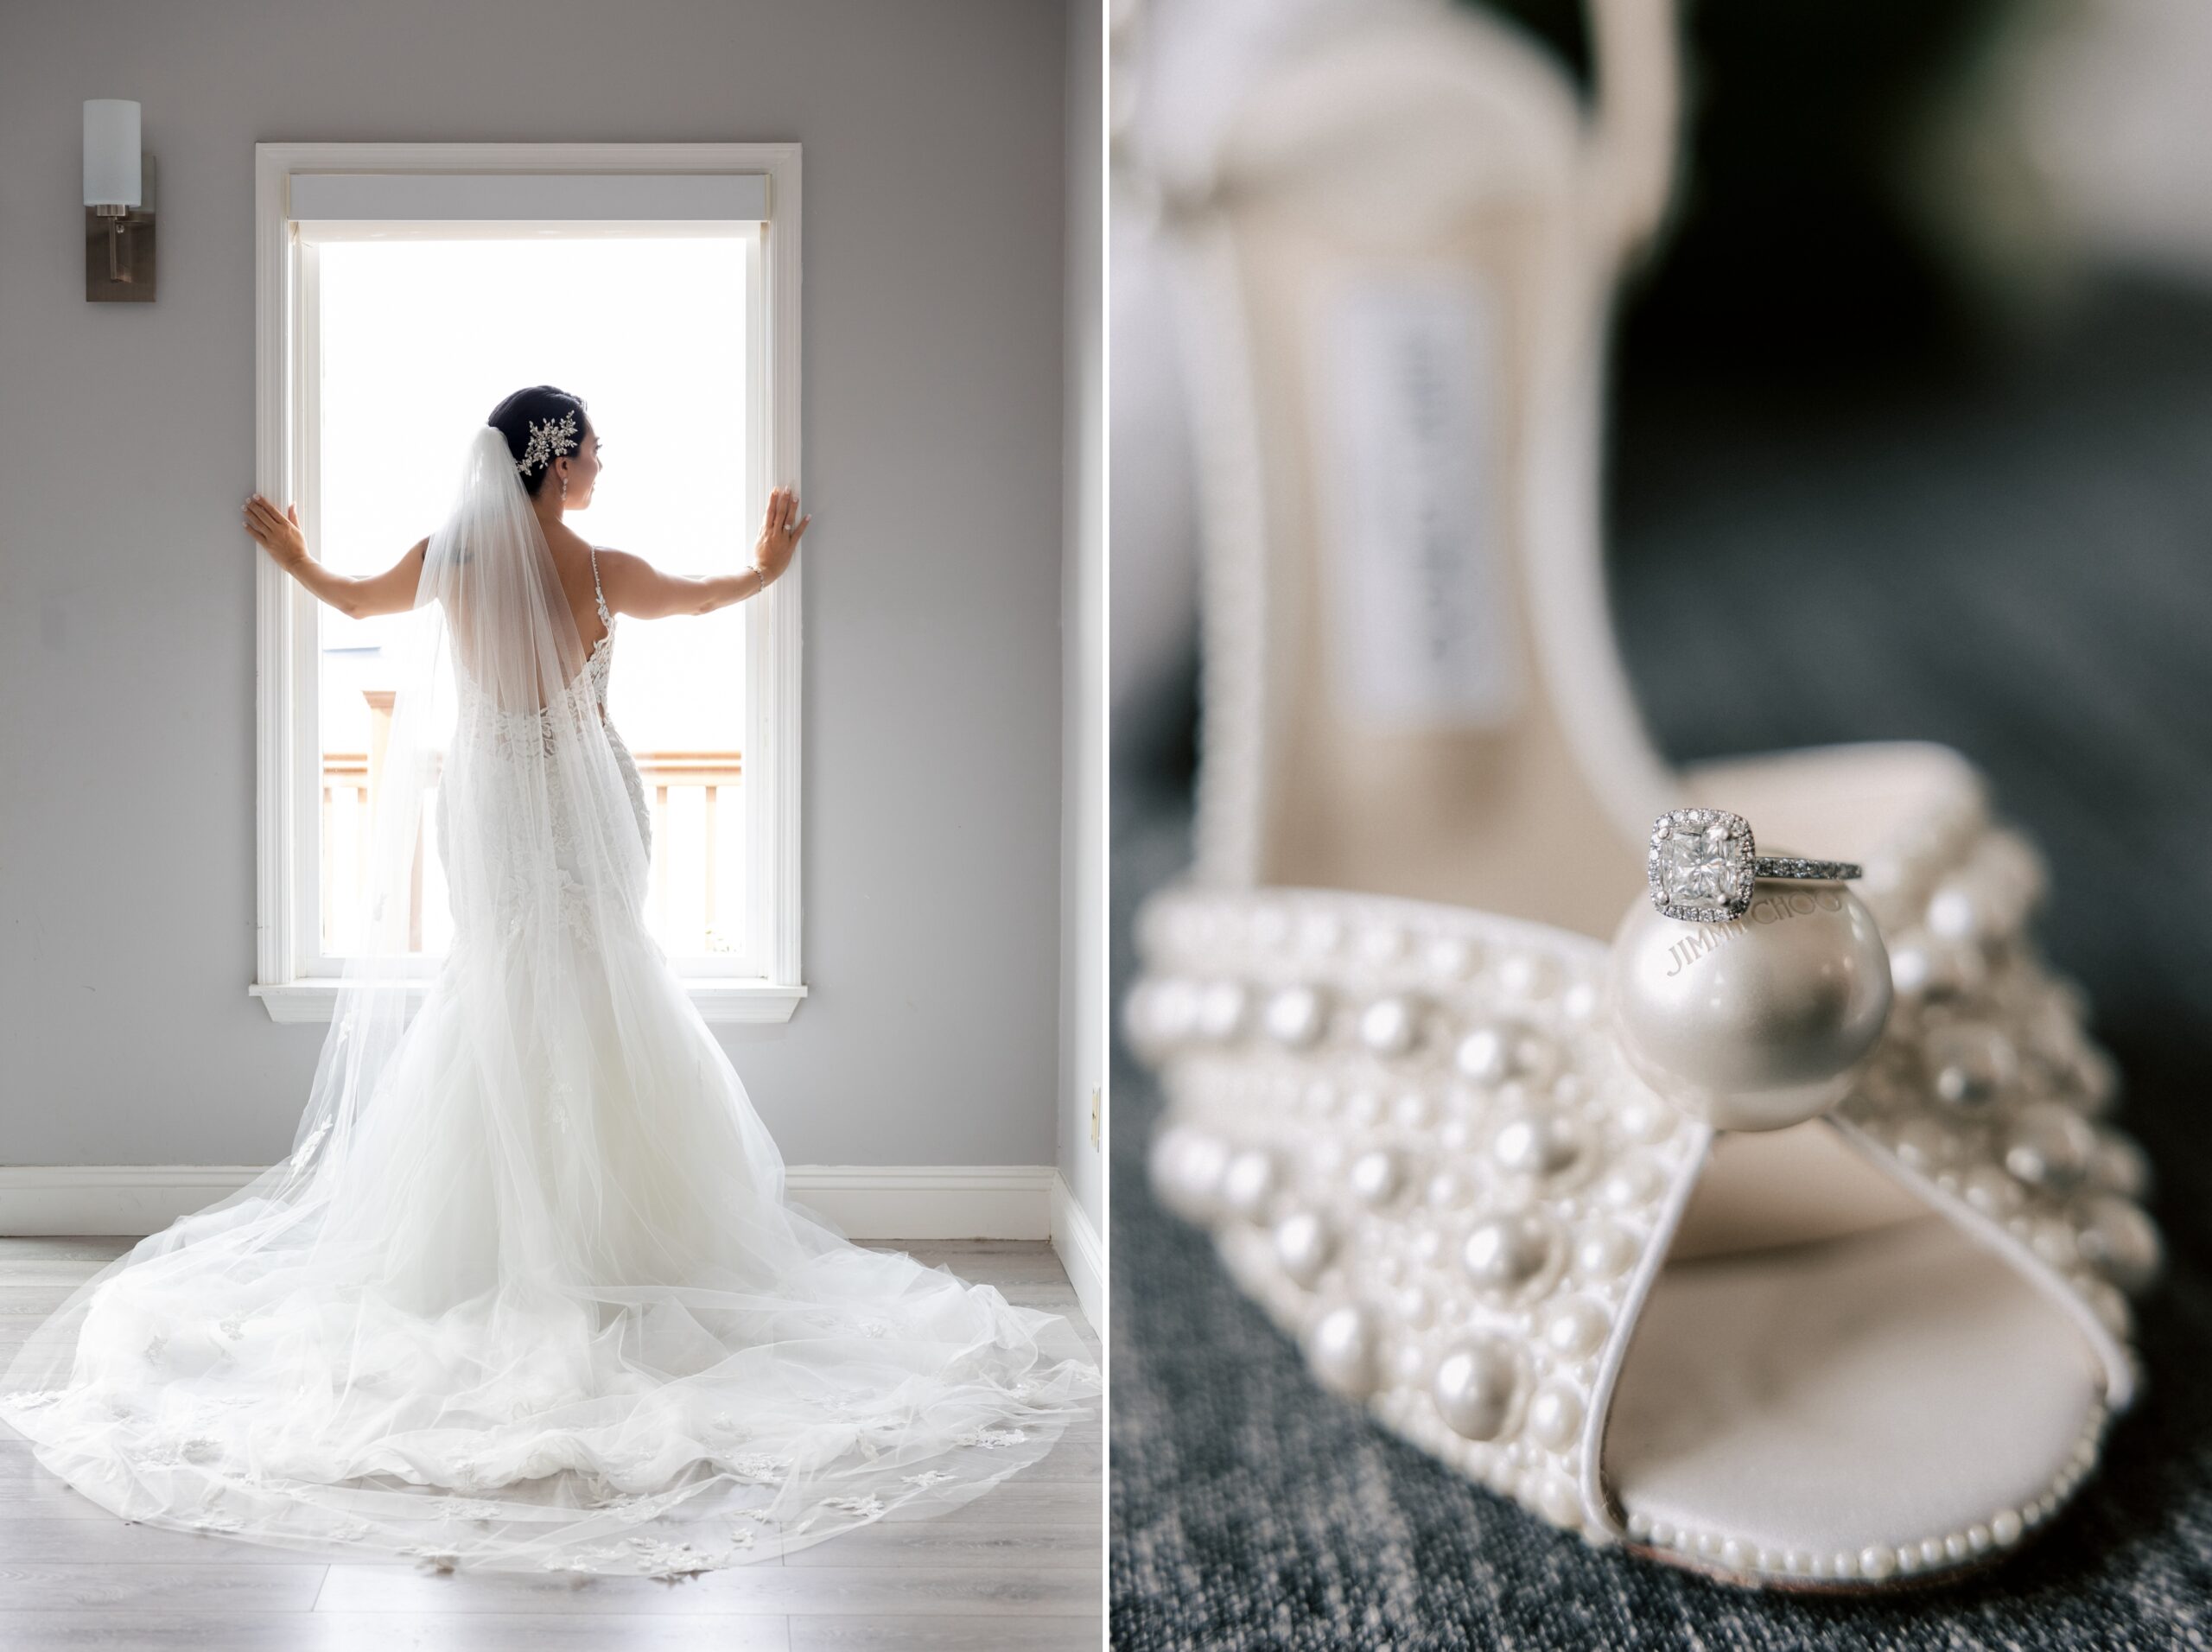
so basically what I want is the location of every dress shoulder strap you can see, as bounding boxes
[588,545,612,628]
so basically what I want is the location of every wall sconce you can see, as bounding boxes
[84,98,156,302]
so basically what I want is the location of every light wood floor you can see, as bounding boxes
[0,1236,1102,1652]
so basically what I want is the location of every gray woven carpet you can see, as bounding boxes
[1108,272,2212,1649]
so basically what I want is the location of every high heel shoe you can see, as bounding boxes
[1120,0,2158,1590]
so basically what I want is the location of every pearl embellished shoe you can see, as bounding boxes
[1120,0,2158,1592]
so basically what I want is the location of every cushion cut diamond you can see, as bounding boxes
[1657,826,1737,903]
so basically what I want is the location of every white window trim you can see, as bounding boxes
[250,142,805,1025]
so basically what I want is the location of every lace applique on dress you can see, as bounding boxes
[444,546,654,950]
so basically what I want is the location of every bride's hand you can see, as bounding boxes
[753,486,811,587]
[244,493,309,569]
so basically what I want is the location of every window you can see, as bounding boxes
[251,145,804,1024]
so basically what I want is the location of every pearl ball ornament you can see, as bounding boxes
[1609,884,1893,1132]
[1431,1337,1522,1440]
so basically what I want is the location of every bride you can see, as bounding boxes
[0,385,1097,1577]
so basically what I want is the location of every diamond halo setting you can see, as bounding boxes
[1647,810,1865,923]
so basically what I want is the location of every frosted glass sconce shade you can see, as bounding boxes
[83,100,142,207]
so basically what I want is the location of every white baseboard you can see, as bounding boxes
[1050,1171,1104,1332]
[0,1164,1058,1242]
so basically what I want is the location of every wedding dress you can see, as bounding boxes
[0,428,1097,1576]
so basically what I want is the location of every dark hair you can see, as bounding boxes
[488,385,591,497]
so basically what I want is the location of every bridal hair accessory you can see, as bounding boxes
[1648,810,1863,923]
[516,410,580,477]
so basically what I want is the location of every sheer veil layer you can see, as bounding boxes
[0,428,1097,1575]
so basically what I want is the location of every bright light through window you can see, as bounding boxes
[314,234,752,965]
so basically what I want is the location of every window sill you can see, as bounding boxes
[250,978,808,1026]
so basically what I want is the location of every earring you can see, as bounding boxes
[559,472,569,503]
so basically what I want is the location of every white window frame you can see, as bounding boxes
[249,143,805,1025]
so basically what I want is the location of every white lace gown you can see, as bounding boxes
[0,543,1098,1577]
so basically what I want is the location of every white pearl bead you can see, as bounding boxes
[1431,1337,1521,1440]
[1572,1223,1637,1282]
[1595,1157,1662,1212]
[1147,1125,1229,1220]
[1608,888,1893,1132]
[1460,1212,1560,1297]
[1525,1382,1582,1449]
[1426,936,1477,979]
[1389,1090,1433,1130]
[1426,1171,1475,1211]
[1541,1296,1611,1361]
[1885,935,1940,1003]
[1128,976,1198,1045]
[1263,985,1328,1048]
[2005,1102,2095,1190]
[1194,980,1248,1041]
[1357,925,1405,966]
[2075,1195,2161,1292]
[1297,912,1342,956]
[1305,1304,1378,1398]
[1859,1544,1896,1581]
[2090,1130,2150,1198]
[1925,874,1992,944]
[1389,1341,1427,1385]
[1891,1116,1955,1172]
[1490,1109,1585,1180]
[1615,1092,1676,1145]
[1536,1475,1582,1530]
[1358,995,1420,1058]
[1453,1024,1515,1086]
[1925,1022,2016,1110]
[1962,1165,2024,1217]
[1347,1149,1404,1210]
[1219,1149,1278,1223]
[1495,953,1554,1001]
[1272,1210,1336,1287]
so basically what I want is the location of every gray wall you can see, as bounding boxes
[1058,0,1105,1233]
[0,0,1072,1170]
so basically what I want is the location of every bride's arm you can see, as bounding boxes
[243,493,426,619]
[600,485,812,620]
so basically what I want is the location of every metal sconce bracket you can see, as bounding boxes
[86,152,157,302]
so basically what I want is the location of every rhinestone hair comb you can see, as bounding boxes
[517,410,580,476]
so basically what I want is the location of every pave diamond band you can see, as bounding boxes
[1648,810,1863,923]
[1751,854,1864,883]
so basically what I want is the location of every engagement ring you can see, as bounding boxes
[1647,809,1862,923]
